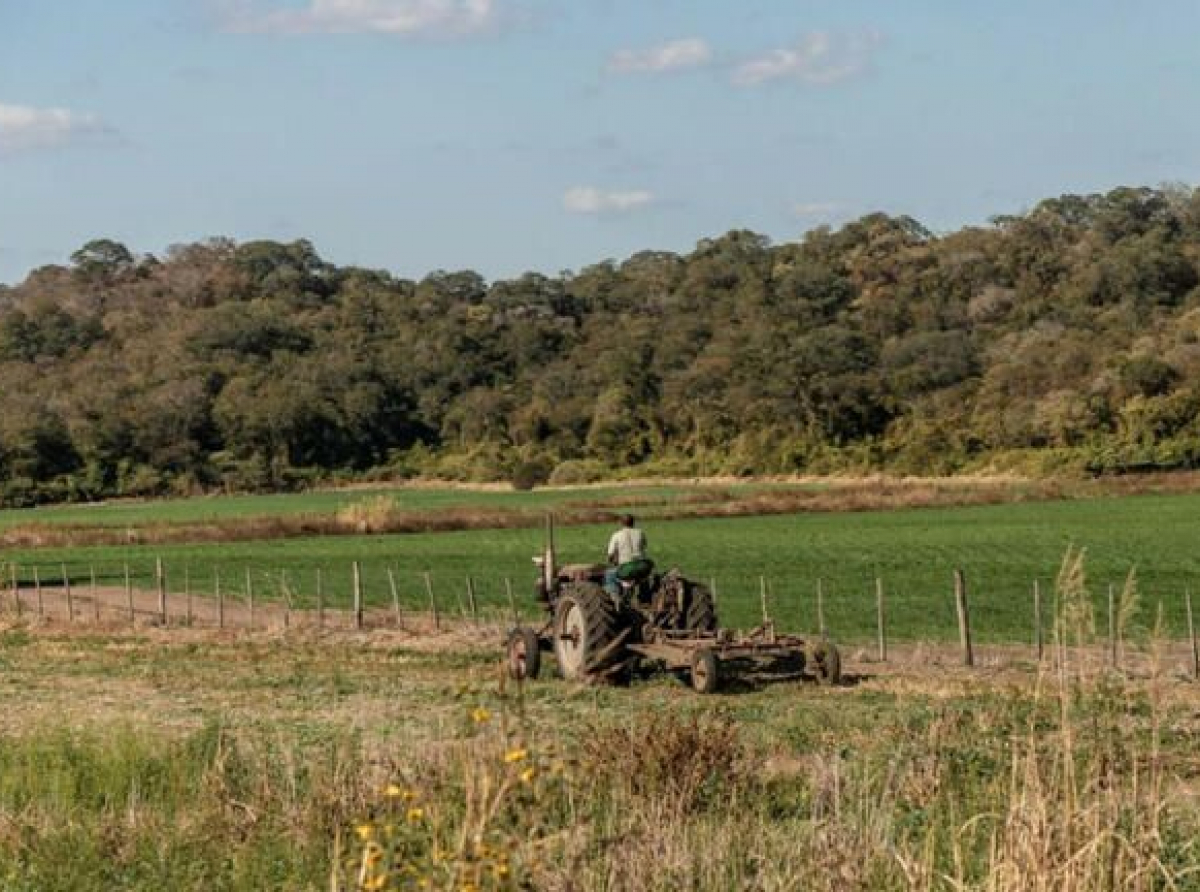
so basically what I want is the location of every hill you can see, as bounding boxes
[3,185,1200,504]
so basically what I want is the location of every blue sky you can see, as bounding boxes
[2,0,1199,285]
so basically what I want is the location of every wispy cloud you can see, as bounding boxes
[608,38,712,75]
[0,103,109,154]
[733,31,882,87]
[219,0,501,36]
[563,186,655,215]
[792,201,843,218]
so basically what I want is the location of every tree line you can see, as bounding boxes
[2,184,1200,505]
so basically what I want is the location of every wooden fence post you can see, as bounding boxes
[387,568,402,628]
[246,568,255,631]
[62,564,73,623]
[90,565,99,623]
[352,562,363,630]
[875,577,887,662]
[424,572,440,632]
[465,577,479,625]
[216,569,224,630]
[316,567,324,630]
[1108,583,1117,670]
[184,566,192,627]
[1033,579,1044,662]
[280,570,291,631]
[156,557,167,626]
[816,578,826,636]
[34,567,43,622]
[1187,589,1199,681]
[125,563,134,625]
[954,569,974,667]
[10,563,19,619]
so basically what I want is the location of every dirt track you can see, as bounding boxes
[4,582,1198,686]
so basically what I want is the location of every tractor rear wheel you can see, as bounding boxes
[684,583,718,633]
[552,583,623,681]
[506,626,541,682]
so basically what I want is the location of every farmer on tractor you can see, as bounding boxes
[605,514,654,596]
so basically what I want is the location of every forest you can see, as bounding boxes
[3,184,1200,505]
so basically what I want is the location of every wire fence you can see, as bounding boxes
[3,558,1198,679]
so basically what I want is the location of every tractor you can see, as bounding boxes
[505,517,840,693]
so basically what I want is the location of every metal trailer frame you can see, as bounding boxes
[506,617,840,694]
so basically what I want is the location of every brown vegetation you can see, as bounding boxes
[7,471,1200,551]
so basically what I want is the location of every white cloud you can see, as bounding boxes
[0,103,107,154]
[608,38,712,75]
[792,201,842,218]
[563,186,655,215]
[733,31,881,87]
[221,0,500,36]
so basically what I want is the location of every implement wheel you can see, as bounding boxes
[552,583,622,681]
[506,626,541,682]
[690,648,720,694]
[810,639,841,686]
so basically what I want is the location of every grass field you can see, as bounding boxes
[7,488,1200,644]
[0,624,1196,891]
[5,482,1200,889]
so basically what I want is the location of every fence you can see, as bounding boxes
[3,559,1198,678]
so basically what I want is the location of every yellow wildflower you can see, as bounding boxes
[470,707,491,724]
[406,807,425,822]
[519,766,536,784]
[355,823,375,841]
[503,747,529,763]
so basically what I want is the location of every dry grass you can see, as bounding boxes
[0,476,1089,550]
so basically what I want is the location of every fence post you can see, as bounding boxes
[62,564,73,623]
[1033,579,1044,662]
[466,577,479,625]
[10,563,19,619]
[216,569,224,630]
[124,563,134,625]
[424,572,440,632]
[1108,583,1117,670]
[1187,589,1199,681]
[156,557,167,626]
[184,566,192,627]
[875,577,887,662]
[246,568,255,631]
[34,567,43,622]
[316,567,324,630]
[954,569,974,667]
[280,570,291,631]
[90,565,99,623]
[816,578,826,636]
[352,562,363,630]
[387,568,402,628]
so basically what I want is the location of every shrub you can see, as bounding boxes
[510,457,553,491]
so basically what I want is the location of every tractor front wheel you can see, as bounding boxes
[506,626,542,682]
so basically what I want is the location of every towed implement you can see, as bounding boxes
[505,518,840,693]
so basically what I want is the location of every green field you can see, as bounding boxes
[6,488,1200,644]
